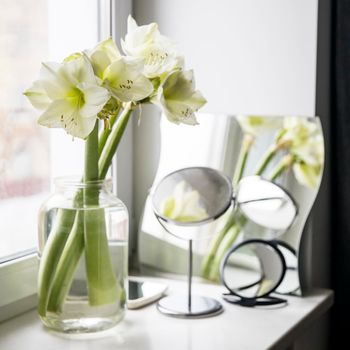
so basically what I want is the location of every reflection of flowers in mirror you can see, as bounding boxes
[161,180,209,222]
[237,115,282,137]
[278,117,324,188]
[201,116,324,282]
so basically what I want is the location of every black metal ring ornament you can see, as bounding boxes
[220,239,289,307]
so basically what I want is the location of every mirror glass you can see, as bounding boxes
[139,114,324,296]
[152,167,232,226]
[274,242,299,294]
[237,176,297,232]
[151,167,233,241]
[222,241,285,299]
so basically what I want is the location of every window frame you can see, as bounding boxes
[0,0,132,322]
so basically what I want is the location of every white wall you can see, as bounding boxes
[134,0,318,116]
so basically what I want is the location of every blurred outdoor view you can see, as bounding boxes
[0,0,50,259]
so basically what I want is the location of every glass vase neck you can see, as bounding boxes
[54,176,112,191]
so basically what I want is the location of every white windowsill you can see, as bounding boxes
[0,276,333,350]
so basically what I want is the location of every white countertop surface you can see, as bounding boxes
[0,276,333,350]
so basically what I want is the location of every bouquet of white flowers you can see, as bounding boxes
[24,16,206,322]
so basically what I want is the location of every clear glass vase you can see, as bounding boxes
[38,177,128,333]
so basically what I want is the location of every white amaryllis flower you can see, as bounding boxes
[121,16,158,57]
[86,37,153,103]
[24,56,110,139]
[291,133,324,188]
[86,37,122,79]
[293,161,322,188]
[161,181,209,222]
[121,15,183,78]
[141,43,183,79]
[280,117,324,188]
[103,57,153,102]
[152,70,206,125]
[237,115,283,137]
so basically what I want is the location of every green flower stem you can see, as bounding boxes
[99,102,134,179]
[46,211,84,313]
[37,209,77,316]
[85,121,99,183]
[208,224,241,282]
[201,134,253,279]
[269,154,294,181]
[233,134,254,186]
[87,103,132,305]
[84,208,120,306]
[201,213,236,279]
[83,120,119,306]
[254,145,278,176]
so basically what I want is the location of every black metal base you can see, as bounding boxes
[157,295,223,318]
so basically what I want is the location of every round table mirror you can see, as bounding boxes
[152,166,233,317]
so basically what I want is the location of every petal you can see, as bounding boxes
[293,163,321,189]
[38,62,72,100]
[154,70,206,125]
[24,81,51,110]
[112,74,153,102]
[39,62,61,80]
[163,70,195,100]
[161,196,177,218]
[95,37,121,61]
[89,50,111,78]
[127,15,138,32]
[37,99,97,139]
[237,116,283,136]
[63,109,97,139]
[164,181,186,219]
[104,58,153,102]
[161,181,208,222]
[37,99,74,128]
[64,52,83,62]
[164,101,199,125]
[60,56,96,86]
[122,17,159,57]
[181,191,208,221]
[78,83,110,118]
[142,44,182,78]
[85,38,121,78]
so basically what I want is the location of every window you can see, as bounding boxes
[0,0,133,321]
[0,0,49,261]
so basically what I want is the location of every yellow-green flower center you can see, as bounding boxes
[66,87,85,109]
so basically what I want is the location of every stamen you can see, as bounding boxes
[180,107,194,120]
[104,117,110,130]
